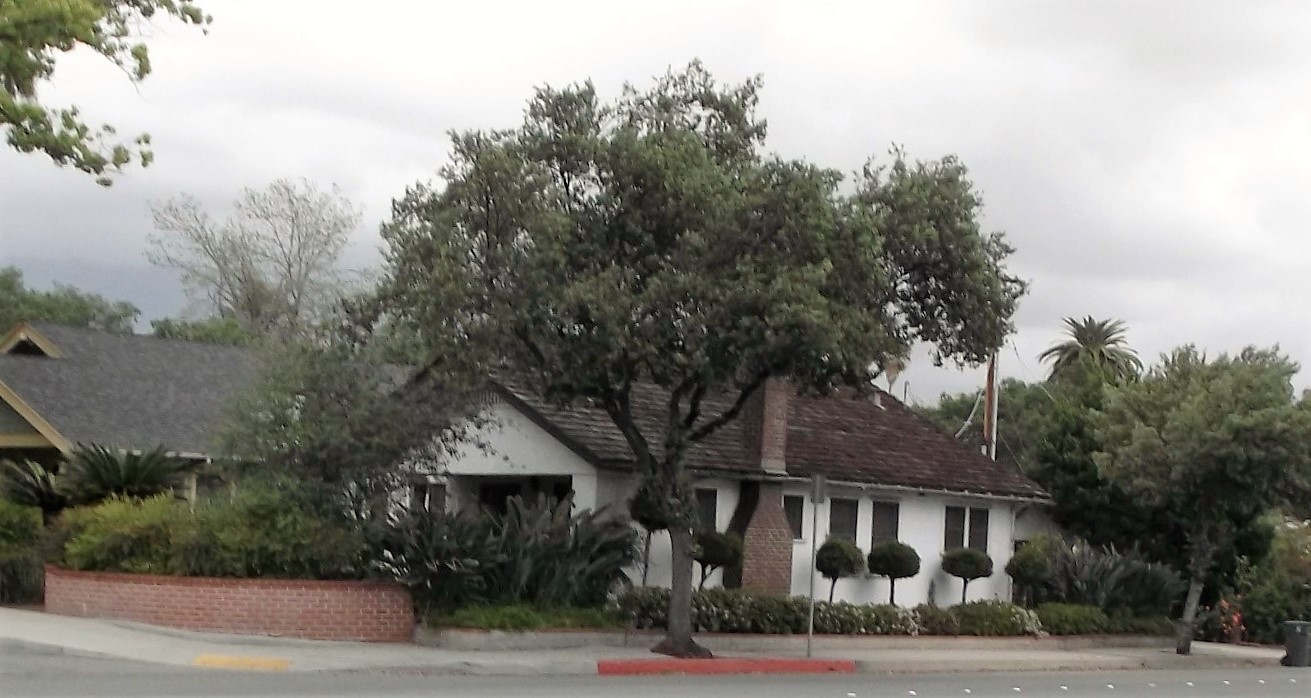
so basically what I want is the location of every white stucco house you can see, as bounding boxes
[411,376,1052,607]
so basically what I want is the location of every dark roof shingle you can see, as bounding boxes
[0,323,257,455]
[495,377,1047,500]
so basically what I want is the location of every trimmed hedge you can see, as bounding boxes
[0,500,42,604]
[613,588,1167,637]
[432,604,623,631]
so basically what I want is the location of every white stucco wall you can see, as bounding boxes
[786,484,1029,607]
[440,401,601,510]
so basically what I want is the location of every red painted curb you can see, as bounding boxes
[597,658,856,676]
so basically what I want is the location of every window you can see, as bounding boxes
[696,488,718,531]
[968,507,990,552]
[410,483,446,517]
[944,505,989,552]
[871,501,900,544]
[829,497,859,542]
[784,495,805,540]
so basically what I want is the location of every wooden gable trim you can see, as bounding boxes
[0,378,72,453]
[0,323,63,358]
[0,434,52,448]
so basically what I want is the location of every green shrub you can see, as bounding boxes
[614,587,916,636]
[0,500,43,604]
[60,445,193,506]
[954,600,1042,636]
[695,531,743,589]
[1040,538,1184,615]
[942,548,993,604]
[867,541,921,605]
[1036,603,1110,635]
[383,493,638,612]
[175,483,366,580]
[1006,538,1053,607]
[1106,612,1174,636]
[816,538,865,602]
[913,603,960,635]
[433,604,623,631]
[61,495,179,574]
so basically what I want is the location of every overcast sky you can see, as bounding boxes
[3,1,1309,406]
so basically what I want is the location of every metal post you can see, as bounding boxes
[807,475,826,658]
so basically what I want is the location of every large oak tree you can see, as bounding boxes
[377,63,1024,657]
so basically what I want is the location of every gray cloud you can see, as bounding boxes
[3,0,1309,404]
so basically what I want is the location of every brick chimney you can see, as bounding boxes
[744,377,790,474]
[737,377,795,596]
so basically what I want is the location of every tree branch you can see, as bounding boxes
[688,371,771,442]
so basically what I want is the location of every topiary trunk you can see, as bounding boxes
[889,578,896,606]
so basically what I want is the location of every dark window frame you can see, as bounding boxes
[783,495,805,540]
[696,488,719,532]
[871,500,900,544]
[944,505,989,552]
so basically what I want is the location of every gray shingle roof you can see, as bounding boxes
[0,323,258,456]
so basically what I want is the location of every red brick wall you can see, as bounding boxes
[740,483,794,595]
[44,566,414,642]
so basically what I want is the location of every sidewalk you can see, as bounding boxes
[0,607,1285,676]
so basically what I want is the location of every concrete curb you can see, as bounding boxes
[597,657,855,676]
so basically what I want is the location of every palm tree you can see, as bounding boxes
[1039,316,1143,383]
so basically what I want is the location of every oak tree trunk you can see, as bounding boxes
[653,525,712,658]
[1176,578,1205,655]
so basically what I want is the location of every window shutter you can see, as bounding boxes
[968,507,990,552]
[872,501,900,543]
[944,506,966,550]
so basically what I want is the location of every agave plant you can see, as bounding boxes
[59,445,195,506]
[0,459,68,525]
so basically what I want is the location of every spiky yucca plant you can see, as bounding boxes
[59,445,193,506]
[0,459,67,525]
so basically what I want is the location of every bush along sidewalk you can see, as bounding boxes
[613,588,1170,638]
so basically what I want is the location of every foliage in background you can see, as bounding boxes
[1,0,210,183]
[816,538,866,602]
[1212,519,1311,644]
[59,445,193,506]
[1095,346,1311,653]
[941,548,993,604]
[60,495,177,574]
[1039,538,1184,616]
[694,531,743,589]
[919,378,1052,473]
[382,494,638,612]
[0,500,42,603]
[866,540,921,605]
[216,334,477,510]
[149,317,253,346]
[376,61,1024,657]
[148,179,361,336]
[0,266,138,333]
[1005,538,1053,607]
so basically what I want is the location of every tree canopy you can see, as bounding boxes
[0,266,138,332]
[1,0,209,184]
[1095,345,1311,654]
[375,63,1024,656]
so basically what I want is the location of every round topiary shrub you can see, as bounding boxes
[1005,539,1053,607]
[816,537,866,602]
[867,541,921,605]
[942,548,993,604]
[694,530,743,588]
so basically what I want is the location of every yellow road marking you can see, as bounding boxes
[192,654,292,671]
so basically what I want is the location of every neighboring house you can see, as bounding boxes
[421,376,1052,607]
[0,321,257,467]
[0,321,1052,607]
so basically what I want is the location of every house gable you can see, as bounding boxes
[0,323,63,358]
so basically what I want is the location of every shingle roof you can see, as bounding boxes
[495,377,1047,500]
[0,323,258,455]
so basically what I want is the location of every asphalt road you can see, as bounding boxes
[3,644,1310,698]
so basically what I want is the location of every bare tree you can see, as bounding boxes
[148,179,362,335]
